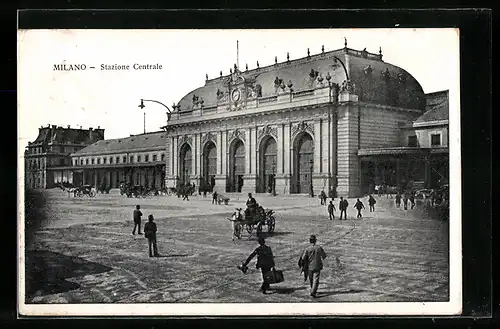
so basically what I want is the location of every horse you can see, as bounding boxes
[227,208,243,242]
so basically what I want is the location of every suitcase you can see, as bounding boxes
[264,268,284,284]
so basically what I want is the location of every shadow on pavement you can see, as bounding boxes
[155,254,190,258]
[315,289,364,298]
[270,286,308,294]
[25,250,112,301]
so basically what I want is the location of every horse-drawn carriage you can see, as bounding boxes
[74,184,96,197]
[228,206,276,239]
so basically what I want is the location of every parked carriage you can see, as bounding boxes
[74,185,96,197]
[228,207,276,239]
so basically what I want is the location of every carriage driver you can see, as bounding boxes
[245,193,258,218]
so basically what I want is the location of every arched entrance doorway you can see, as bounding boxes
[202,141,217,191]
[258,136,277,193]
[293,133,314,193]
[229,139,245,192]
[179,143,192,185]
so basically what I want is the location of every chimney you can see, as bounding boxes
[67,125,70,129]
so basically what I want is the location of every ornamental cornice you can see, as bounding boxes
[291,120,315,139]
[177,135,193,148]
[257,125,278,143]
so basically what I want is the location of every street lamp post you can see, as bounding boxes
[138,99,174,132]
[309,159,314,198]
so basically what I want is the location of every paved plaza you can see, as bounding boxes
[24,190,449,304]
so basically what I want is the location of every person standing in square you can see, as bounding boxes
[132,205,143,235]
[144,214,159,257]
[339,197,348,220]
[327,201,336,220]
[368,195,376,212]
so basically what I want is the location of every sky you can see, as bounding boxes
[17,28,459,148]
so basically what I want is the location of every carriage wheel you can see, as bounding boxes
[267,216,276,233]
[89,190,96,197]
[246,224,253,234]
[77,191,83,197]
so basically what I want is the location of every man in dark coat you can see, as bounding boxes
[368,194,376,212]
[339,197,348,220]
[212,191,218,204]
[144,214,159,257]
[327,201,336,220]
[354,198,365,218]
[132,205,143,235]
[242,237,275,294]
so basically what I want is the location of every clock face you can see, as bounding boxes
[231,89,241,102]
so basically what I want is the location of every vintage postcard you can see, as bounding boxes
[17,28,461,316]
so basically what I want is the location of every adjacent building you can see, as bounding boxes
[24,125,104,188]
[69,131,168,189]
[162,44,448,197]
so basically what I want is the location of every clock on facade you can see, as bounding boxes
[231,88,241,102]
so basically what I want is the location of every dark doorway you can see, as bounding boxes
[202,141,217,190]
[179,143,192,185]
[293,133,314,193]
[258,137,277,193]
[230,139,245,192]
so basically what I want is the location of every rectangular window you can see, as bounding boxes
[91,158,95,165]
[137,155,142,162]
[97,158,101,164]
[153,154,157,162]
[109,157,113,164]
[161,153,165,161]
[116,157,120,164]
[86,159,89,165]
[145,155,149,162]
[408,135,418,147]
[103,157,107,164]
[431,134,441,146]
[130,156,134,163]
[123,156,127,163]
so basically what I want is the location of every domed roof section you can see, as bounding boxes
[176,46,426,112]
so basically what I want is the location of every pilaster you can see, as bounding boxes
[313,120,321,173]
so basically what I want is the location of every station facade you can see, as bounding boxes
[163,44,447,197]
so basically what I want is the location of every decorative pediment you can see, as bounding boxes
[258,125,278,141]
[178,135,193,148]
[292,121,314,138]
[202,131,216,145]
[228,129,246,143]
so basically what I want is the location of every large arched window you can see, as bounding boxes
[179,143,192,185]
[202,141,217,188]
[230,139,245,192]
[259,137,277,193]
[294,133,314,193]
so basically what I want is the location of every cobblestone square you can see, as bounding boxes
[25,190,449,303]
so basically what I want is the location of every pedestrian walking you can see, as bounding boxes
[241,236,275,294]
[298,235,327,298]
[212,191,218,204]
[368,194,376,212]
[132,205,143,235]
[409,193,415,209]
[339,197,349,220]
[403,193,409,210]
[144,214,159,257]
[395,192,401,208]
[182,189,189,201]
[354,198,365,218]
[327,201,336,220]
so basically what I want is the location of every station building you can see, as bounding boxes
[68,131,168,189]
[24,125,104,189]
[162,43,450,197]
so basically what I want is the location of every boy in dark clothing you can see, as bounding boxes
[339,197,348,220]
[354,199,365,218]
[368,195,376,212]
[132,205,143,235]
[144,214,159,257]
[328,201,336,220]
[212,191,218,204]
[242,237,275,294]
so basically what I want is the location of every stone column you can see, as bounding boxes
[242,126,257,193]
[312,119,325,194]
[214,130,226,192]
[336,95,361,197]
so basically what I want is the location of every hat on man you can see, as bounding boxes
[309,235,317,243]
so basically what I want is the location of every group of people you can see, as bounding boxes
[324,194,377,220]
[132,205,160,257]
[240,234,328,298]
[394,192,416,210]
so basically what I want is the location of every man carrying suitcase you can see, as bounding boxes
[241,236,275,294]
